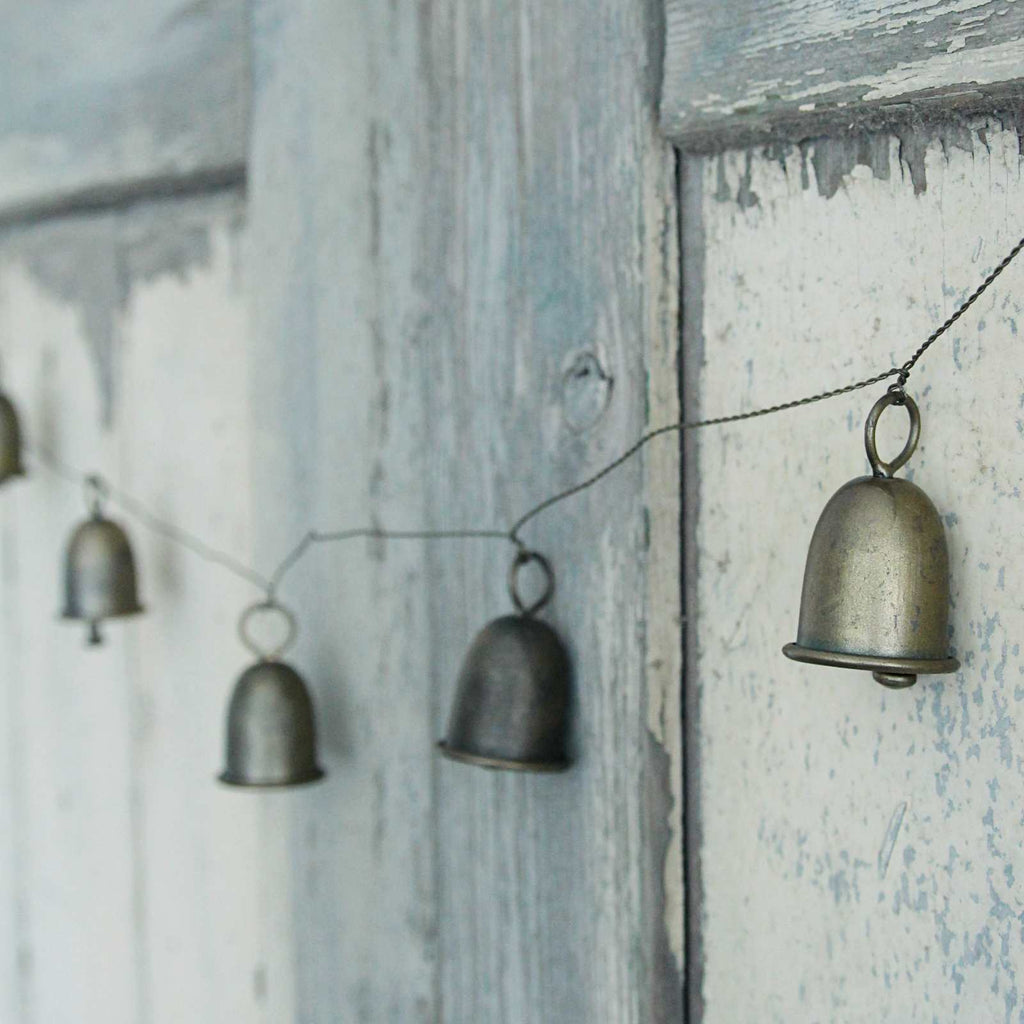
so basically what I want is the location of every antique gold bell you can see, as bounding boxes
[62,476,144,645]
[439,550,572,771]
[220,600,325,788]
[784,390,959,689]
[0,391,26,485]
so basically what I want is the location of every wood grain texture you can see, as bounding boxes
[0,0,681,1020]
[0,194,274,1024]
[244,2,437,1020]
[685,120,1024,1023]
[0,0,248,216]
[418,0,681,1018]
[662,0,1024,147]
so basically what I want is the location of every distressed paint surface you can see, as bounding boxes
[686,121,1024,1022]
[418,0,682,1018]
[0,0,248,216]
[662,0,1024,147]
[0,196,292,1024]
[0,0,682,1020]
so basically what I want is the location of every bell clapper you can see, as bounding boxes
[87,621,104,647]
[872,670,917,689]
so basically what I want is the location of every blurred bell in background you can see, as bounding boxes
[61,475,144,646]
[220,599,325,788]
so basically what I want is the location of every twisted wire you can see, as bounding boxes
[24,230,1024,594]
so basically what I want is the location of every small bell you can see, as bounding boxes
[783,389,959,689]
[62,475,144,646]
[219,599,325,788]
[439,549,572,772]
[0,390,26,485]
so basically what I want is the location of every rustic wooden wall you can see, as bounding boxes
[662,0,1024,148]
[0,1,681,1021]
[0,0,248,217]
[685,120,1024,1022]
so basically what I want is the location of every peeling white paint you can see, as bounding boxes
[688,122,1024,1022]
[663,0,1024,141]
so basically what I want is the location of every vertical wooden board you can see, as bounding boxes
[0,193,281,1024]
[244,1,437,1020]
[0,0,248,215]
[113,198,291,1024]
[419,0,681,1021]
[686,122,1024,1022]
[662,0,1024,147]
[0,246,141,1024]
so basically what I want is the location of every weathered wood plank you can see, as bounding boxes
[0,193,273,1024]
[244,2,438,1020]
[0,0,248,216]
[420,0,682,1020]
[685,120,1024,1022]
[662,0,1024,147]
[0,0,681,1019]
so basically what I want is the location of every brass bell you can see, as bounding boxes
[219,600,325,788]
[0,390,26,485]
[62,475,144,645]
[439,550,572,772]
[784,390,959,689]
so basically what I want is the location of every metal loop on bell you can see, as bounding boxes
[238,599,298,661]
[84,473,109,516]
[508,549,555,617]
[864,391,920,479]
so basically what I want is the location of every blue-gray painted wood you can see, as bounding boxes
[685,121,1024,1022]
[0,0,682,1020]
[0,0,248,216]
[662,0,1024,148]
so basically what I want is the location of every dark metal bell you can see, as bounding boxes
[219,659,325,788]
[439,550,571,771]
[783,391,959,689]
[62,495,144,645]
[0,391,26,485]
[439,614,572,771]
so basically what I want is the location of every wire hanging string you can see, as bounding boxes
[27,445,275,593]
[509,232,1024,541]
[24,231,1024,596]
[267,526,516,598]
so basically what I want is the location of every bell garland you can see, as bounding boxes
[783,389,959,688]
[439,549,572,772]
[4,231,1020,784]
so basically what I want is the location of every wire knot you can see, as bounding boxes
[887,367,910,404]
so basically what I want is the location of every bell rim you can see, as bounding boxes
[783,643,959,675]
[0,465,26,484]
[217,766,326,789]
[437,740,570,773]
[60,603,145,622]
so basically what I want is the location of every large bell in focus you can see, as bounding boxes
[62,480,144,645]
[219,659,325,788]
[0,391,26,485]
[439,551,572,772]
[783,390,959,689]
